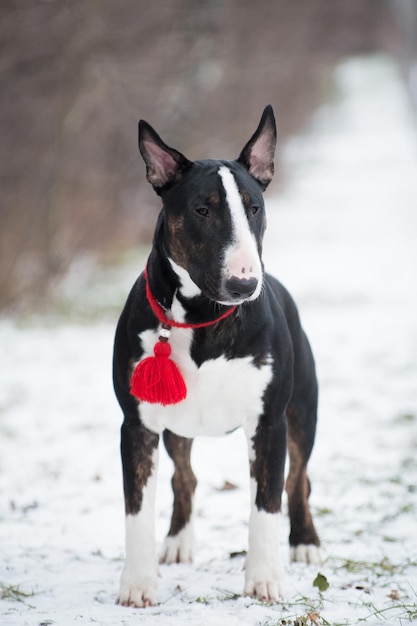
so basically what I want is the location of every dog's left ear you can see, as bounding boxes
[237,105,277,190]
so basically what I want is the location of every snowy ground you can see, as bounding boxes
[1,55,417,625]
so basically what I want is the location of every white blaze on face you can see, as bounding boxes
[218,166,263,299]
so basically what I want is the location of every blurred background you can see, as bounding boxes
[1,0,416,313]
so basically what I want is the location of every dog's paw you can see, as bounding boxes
[244,557,285,603]
[244,576,284,603]
[117,571,157,608]
[290,544,322,565]
[159,523,194,564]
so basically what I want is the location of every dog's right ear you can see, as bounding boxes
[138,120,192,194]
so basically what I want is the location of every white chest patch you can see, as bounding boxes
[137,324,273,438]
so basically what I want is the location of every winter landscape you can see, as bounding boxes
[1,55,417,625]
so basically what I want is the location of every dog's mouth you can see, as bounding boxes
[217,298,244,306]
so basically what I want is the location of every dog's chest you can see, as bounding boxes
[137,326,273,438]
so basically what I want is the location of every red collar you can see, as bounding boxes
[144,265,237,329]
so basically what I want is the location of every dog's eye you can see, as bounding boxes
[251,205,260,216]
[195,207,209,217]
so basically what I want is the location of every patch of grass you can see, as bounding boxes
[399,502,415,514]
[261,556,417,626]
[315,507,333,518]
[271,592,332,626]
[333,556,398,576]
[264,611,343,626]
[275,615,324,626]
[194,596,209,605]
[394,412,416,424]
[357,602,417,623]
[215,588,241,601]
[0,582,35,603]
[382,535,397,543]
[388,475,402,485]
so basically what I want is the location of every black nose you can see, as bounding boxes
[225,276,258,299]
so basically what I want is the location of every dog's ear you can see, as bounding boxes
[237,105,277,190]
[138,120,192,194]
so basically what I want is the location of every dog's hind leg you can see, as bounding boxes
[286,394,321,564]
[160,429,197,564]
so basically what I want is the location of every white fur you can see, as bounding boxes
[244,506,285,602]
[168,258,202,299]
[138,319,273,437]
[243,422,285,601]
[159,522,195,564]
[118,447,159,607]
[291,544,322,565]
[218,166,263,299]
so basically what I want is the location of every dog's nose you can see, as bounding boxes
[225,276,258,300]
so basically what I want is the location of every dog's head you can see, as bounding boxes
[138,106,277,305]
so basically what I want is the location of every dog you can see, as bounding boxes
[113,105,321,608]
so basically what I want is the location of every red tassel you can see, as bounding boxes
[130,341,187,406]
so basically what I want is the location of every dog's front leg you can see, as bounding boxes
[117,418,159,608]
[244,413,287,602]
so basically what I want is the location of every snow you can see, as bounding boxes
[1,55,417,625]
